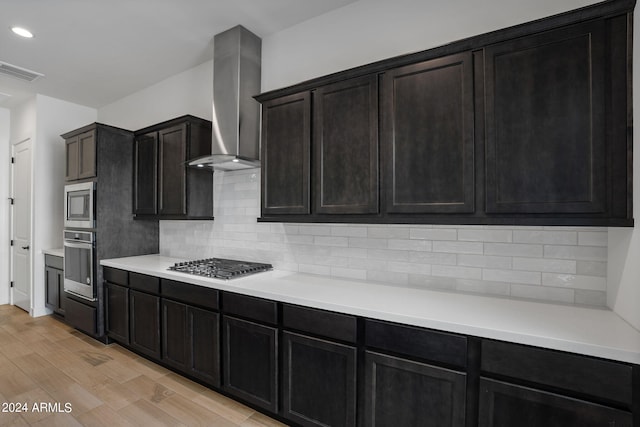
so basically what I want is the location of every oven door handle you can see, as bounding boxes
[63,241,92,249]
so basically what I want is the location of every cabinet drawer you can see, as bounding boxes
[283,304,357,343]
[103,267,128,286]
[129,272,160,294]
[223,292,277,325]
[365,319,467,368]
[161,279,219,310]
[45,254,64,270]
[481,340,633,407]
[65,298,97,335]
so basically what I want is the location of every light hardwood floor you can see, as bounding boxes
[0,305,288,427]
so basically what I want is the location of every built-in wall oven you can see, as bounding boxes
[63,230,96,301]
[64,182,95,229]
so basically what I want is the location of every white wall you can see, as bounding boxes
[98,60,212,130]
[0,108,10,304]
[4,96,96,315]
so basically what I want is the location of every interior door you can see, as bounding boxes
[11,138,32,312]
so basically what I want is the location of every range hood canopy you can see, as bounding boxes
[189,25,262,171]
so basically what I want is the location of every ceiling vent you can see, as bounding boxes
[0,61,44,82]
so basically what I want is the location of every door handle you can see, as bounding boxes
[22,245,30,250]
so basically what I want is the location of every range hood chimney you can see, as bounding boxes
[189,25,262,171]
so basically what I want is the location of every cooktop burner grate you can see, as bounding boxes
[168,257,273,280]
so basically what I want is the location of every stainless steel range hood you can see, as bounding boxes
[189,25,262,171]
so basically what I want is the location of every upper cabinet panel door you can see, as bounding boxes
[65,135,79,181]
[158,124,187,216]
[485,21,606,214]
[261,92,311,215]
[382,52,475,214]
[133,132,158,215]
[77,130,96,180]
[314,76,378,214]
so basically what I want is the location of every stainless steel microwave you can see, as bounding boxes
[64,182,95,229]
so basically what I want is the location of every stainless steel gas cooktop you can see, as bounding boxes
[168,257,273,280]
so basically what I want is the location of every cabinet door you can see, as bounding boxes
[479,378,632,427]
[105,282,129,344]
[158,124,187,216]
[57,269,66,314]
[129,290,160,359]
[362,351,466,427]
[283,331,356,427]
[223,316,278,412]
[261,92,311,215]
[133,132,158,215]
[65,135,79,181]
[77,130,97,179]
[162,299,188,371]
[45,266,60,312]
[189,306,220,387]
[485,21,606,214]
[382,52,475,214]
[314,76,378,214]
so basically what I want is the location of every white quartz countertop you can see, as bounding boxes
[101,254,640,365]
[43,248,64,258]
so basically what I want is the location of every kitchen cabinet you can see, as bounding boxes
[314,75,378,214]
[281,304,357,427]
[133,115,213,219]
[105,282,129,344]
[256,0,633,226]
[161,279,220,387]
[128,273,160,359]
[484,20,608,215]
[382,52,474,214]
[65,130,96,181]
[44,254,65,316]
[480,340,634,426]
[362,319,467,427]
[222,292,278,413]
[261,92,311,215]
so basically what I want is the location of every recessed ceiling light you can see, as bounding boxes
[11,27,34,38]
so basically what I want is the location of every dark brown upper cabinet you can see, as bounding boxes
[484,21,606,215]
[133,115,213,220]
[382,52,474,214]
[315,75,378,214]
[255,0,634,226]
[65,129,96,181]
[261,92,311,215]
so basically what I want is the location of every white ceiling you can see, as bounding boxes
[0,0,357,109]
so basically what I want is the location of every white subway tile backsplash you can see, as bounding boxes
[483,269,541,285]
[158,170,610,308]
[433,241,483,254]
[512,258,576,274]
[485,243,543,258]
[458,229,512,243]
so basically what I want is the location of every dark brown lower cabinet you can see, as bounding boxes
[129,290,160,359]
[45,264,65,316]
[282,331,356,427]
[223,316,278,413]
[362,351,466,427]
[162,299,220,387]
[105,282,129,343]
[479,378,632,427]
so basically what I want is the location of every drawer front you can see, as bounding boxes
[283,304,357,343]
[65,298,97,335]
[223,292,277,325]
[45,254,64,270]
[365,319,467,368]
[129,272,160,294]
[161,279,219,310]
[103,267,128,286]
[481,340,633,407]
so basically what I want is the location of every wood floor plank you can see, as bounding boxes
[0,305,286,427]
